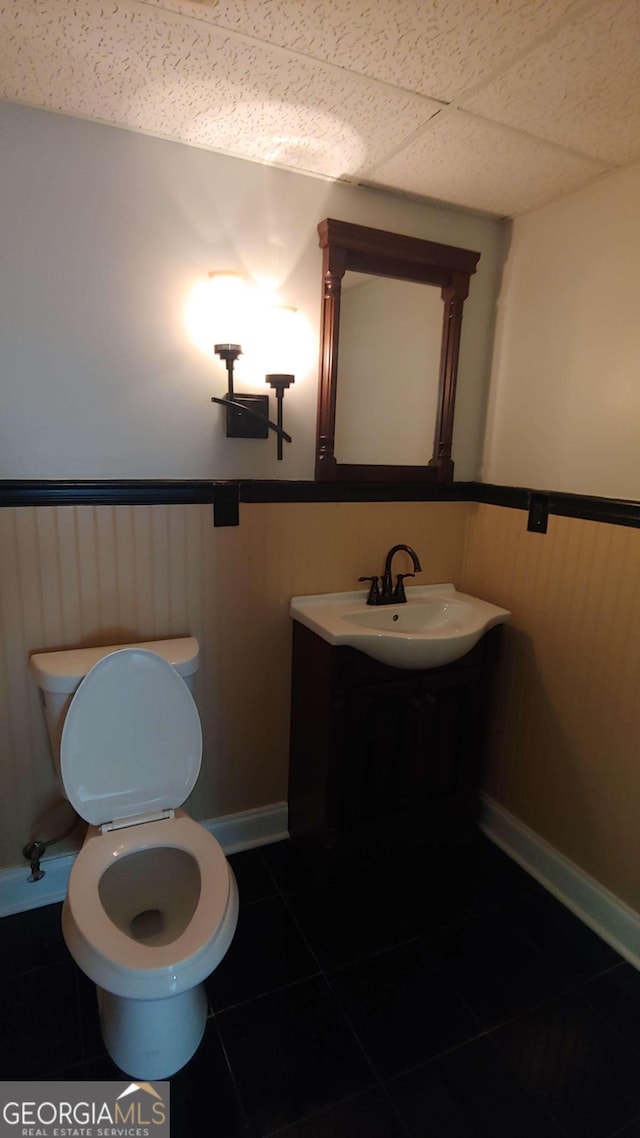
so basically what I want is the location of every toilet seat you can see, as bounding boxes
[60,648,202,826]
[64,811,237,1001]
[60,647,238,1003]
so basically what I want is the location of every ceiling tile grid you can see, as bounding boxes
[1,0,638,216]
[368,109,608,217]
[142,0,588,102]
[0,0,442,178]
[463,0,640,165]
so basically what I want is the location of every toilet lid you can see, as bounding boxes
[60,648,202,826]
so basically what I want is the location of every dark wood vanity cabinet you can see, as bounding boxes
[288,622,502,869]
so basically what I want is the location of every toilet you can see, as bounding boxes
[29,637,239,1080]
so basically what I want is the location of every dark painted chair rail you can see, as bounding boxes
[1,479,640,530]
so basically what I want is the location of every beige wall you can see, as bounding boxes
[470,165,640,916]
[483,163,640,499]
[0,499,470,872]
[6,495,640,919]
[463,503,640,912]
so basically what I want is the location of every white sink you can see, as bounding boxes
[290,584,510,670]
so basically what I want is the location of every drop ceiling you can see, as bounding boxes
[1,0,639,217]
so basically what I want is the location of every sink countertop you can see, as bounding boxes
[290,584,510,670]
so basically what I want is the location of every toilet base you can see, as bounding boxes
[97,981,208,1079]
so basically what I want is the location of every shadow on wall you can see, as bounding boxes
[484,625,596,883]
[31,627,170,656]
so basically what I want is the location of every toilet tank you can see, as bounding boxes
[30,637,199,777]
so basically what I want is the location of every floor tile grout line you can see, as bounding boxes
[318,936,497,1094]
[7,838,637,1138]
[446,894,634,1031]
[253,842,520,974]
[577,967,640,1066]
[254,846,343,976]
[500,891,625,990]
[321,951,470,1092]
[73,968,92,1065]
[204,880,324,1014]
[606,1104,640,1138]
[319,928,424,975]
[37,1056,89,1080]
[376,1081,415,1138]
[211,1016,253,1138]
[246,844,396,1092]
[213,966,386,1137]
[459,1027,575,1138]
[487,909,640,1061]
[320,945,559,1093]
[318,969,391,1094]
[2,953,75,982]
[249,840,640,1087]
[234,848,334,991]
[486,998,629,1138]
[227,886,280,910]
[264,877,424,975]
[261,1082,400,1138]
[373,1031,506,1103]
[209,967,325,1017]
[226,849,335,1012]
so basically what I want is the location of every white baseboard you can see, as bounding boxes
[207,802,289,855]
[480,794,640,970]
[8,792,639,970]
[0,802,289,918]
[0,851,79,918]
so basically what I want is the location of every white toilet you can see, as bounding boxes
[29,637,239,1080]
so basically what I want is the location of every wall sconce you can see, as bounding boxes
[208,273,295,460]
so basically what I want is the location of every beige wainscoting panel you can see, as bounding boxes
[0,499,470,871]
[463,503,640,911]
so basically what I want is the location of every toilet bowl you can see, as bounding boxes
[30,640,239,1079]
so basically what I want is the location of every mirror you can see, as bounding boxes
[334,273,443,466]
[315,219,480,483]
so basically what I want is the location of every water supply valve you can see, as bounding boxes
[22,839,47,882]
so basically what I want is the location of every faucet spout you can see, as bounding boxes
[381,545,422,603]
[383,544,422,577]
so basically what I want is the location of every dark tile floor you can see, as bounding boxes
[2,833,640,1137]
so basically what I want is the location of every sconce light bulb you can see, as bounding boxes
[207,271,247,349]
[261,304,300,377]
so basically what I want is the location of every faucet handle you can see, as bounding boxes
[393,573,415,603]
[359,576,381,605]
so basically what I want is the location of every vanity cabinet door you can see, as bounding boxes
[339,677,421,837]
[409,668,486,837]
[338,666,484,853]
[288,621,501,867]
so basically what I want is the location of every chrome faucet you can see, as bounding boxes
[359,544,422,606]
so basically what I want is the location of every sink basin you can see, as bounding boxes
[289,584,510,670]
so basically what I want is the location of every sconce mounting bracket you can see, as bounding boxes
[223,394,270,439]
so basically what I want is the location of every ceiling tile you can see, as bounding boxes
[368,110,607,217]
[147,0,584,102]
[0,0,633,217]
[463,0,640,164]
[0,0,441,178]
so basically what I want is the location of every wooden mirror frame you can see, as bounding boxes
[315,218,480,482]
